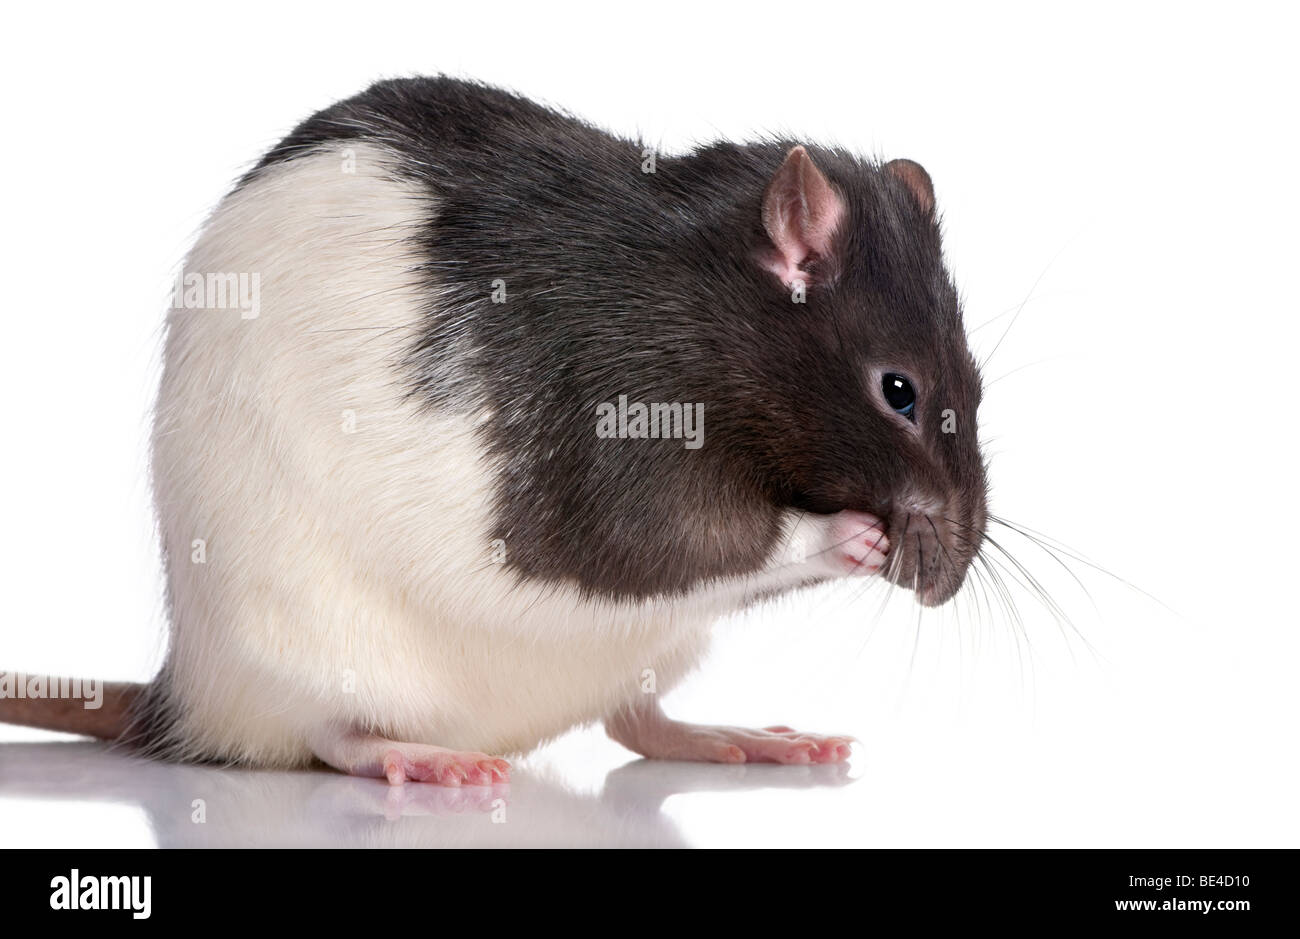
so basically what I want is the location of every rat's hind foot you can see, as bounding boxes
[309,727,510,786]
[606,700,853,765]
[378,746,510,786]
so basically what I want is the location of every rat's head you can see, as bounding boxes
[745,145,988,606]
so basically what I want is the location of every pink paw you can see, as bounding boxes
[830,510,890,575]
[736,726,855,764]
[657,724,856,765]
[381,746,510,787]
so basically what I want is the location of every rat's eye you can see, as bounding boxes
[882,373,916,419]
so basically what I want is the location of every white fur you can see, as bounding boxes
[152,145,857,767]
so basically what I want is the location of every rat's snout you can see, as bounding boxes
[885,497,984,607]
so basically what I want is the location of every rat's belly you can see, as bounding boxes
[364,588,718,756]
[158,495,721,764]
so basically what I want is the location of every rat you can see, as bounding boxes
[0,77,988,785]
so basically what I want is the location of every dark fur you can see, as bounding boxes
[250,77,987,603]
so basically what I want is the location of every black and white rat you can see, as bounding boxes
[1,77,988,785]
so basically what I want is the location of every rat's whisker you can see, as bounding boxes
[969,558,997,649]
[982,534,1077,629]
[980,227,1082,368]
[908,533,925,674]
[981,544,1082,667]
[989,516,1176,615]
[984,356,1062,389]
[986,517,1101,620]
[976,553,1030,696]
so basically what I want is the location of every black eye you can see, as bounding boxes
[882,373,916,419]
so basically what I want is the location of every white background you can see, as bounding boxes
[1,1,1296,847]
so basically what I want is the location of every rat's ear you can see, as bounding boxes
[761,146,846,286]
[884,158,935,216]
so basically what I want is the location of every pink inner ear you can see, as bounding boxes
[761,146,847,286]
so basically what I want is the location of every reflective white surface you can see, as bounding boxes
[0,738,857,848]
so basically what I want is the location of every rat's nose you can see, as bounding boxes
[886,505,970,607]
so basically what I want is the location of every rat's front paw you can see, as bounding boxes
[828,510,889,576]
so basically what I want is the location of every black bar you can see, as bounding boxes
[5,848,1289,924]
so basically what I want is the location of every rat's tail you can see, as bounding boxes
[0,673,152,742]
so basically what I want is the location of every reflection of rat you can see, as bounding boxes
[0,741,851,847]
[1,78,987,785]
